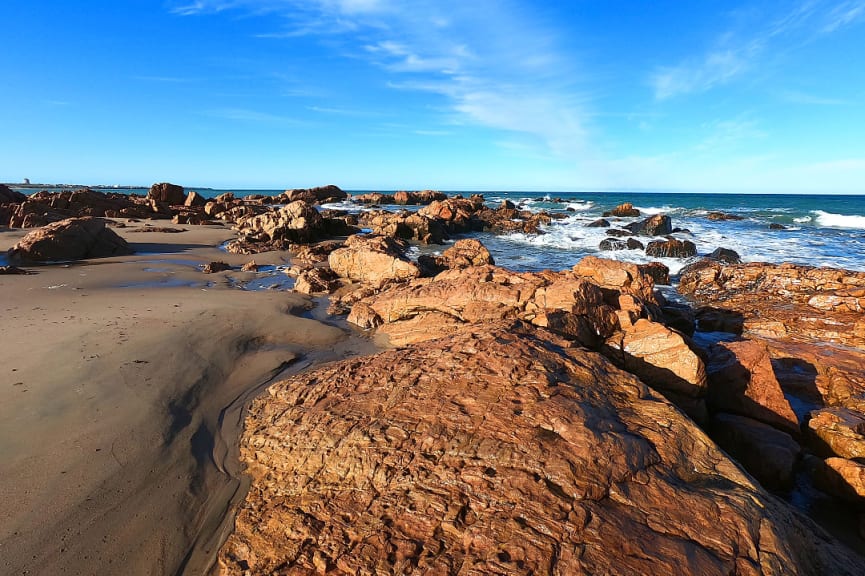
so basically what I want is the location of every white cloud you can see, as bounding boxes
[172,0,589,161]
[651,0,865,100]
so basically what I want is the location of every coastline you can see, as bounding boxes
[0,223,377,575]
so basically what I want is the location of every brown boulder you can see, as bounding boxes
[282,184,346,205]
[231,201,326,252]
[218,322,865,576]
[808,408,865,460]
[0,184,26,204]
[393,190,447,205]
[328,234,420,287]
[603,202,640,217]
[202,261,231,273]
[707,211,744,221]
[417,238,495,276]
[813,457,865,504]
[147,182,185,205]
[710,412,801,490]
[706,340,800,437]
[638,261,670,285]
[626,213,672,236]
[604,318,707,400]
[359,210,446,244]
[184,191,207,207]
[572,255,657,304]
[7,217,133,263]
[646,238,697,258]
[294,267,341,295]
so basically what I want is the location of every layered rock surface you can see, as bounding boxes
[7,217,133,262]
[219,322,865,575]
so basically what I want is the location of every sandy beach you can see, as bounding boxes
[0,223,375,575]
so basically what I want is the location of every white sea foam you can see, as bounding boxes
[793,216,812,223]
[812,210,865,229]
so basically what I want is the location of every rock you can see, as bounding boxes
[218,321,865,576]
[661,302,695,336]
[291,240,345,263]
[417,238,495,276]
[147,182,185,205]
[346,264,620,349]
[645,238,697,258]
[638,262,670,286]
[359,210,446,244]
[602,202,640,217]
[328,234,420,287]
[695,307,745,334]
[813,457,865,504]
[202,261,231,273]
[678,261,865,348]
[572,256,658,304]
[626,238,644,250]
[707,247,742,264]
[0,184,26,204]
[7,217,133,263]
[351,192,394,204]
[281,184,346,205]
[184,191,207,207]
[241,260,260,272]
[393,190,447,205]
[626,213,672,236]
[230,201,326,253]
[710,413,801,490]
[346,302,383,330]
[605,228,632,237]
[0,265,30,275]
[599,238,626,251]
[706,340,800,437]
[587,218,610,228]
[605,318,708,400]
[808,408,865,460]
[7,189,158,228]
[294,267,341,294]
[707,211,744,221]
[418,198,481,234]
[770,223,787,230]
[498,199,516,210]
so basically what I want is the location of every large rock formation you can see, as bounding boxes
[227,201,326,253]
[147,182,186,205]
[5,188,160,228]
[626,213,672,236]
[279,185,347,205]
[328,234,421,287]
[7,217,133,262]
[679,261,865,348]
[218,322,865,575]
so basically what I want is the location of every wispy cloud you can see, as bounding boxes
[651,0,865,100]
[172,0,589,159]
[780,89,851,106]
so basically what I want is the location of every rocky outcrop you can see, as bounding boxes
[184,191,207,207]
[7,217,133,263]
[710,413,801,490]
[646,238,697,258]
[202,261,231,273]
[707,247,742,264]
[587,218,610,228]
[328,234,420,287]
[227,201,326,254]
[294,267,341,295]
[571,256,658,303]
[358,210,446,244]
[603,202,640,217]
[279,185,346,205]
[706,340,799,437]
[147,182,185,205]
[218,322,865,576]
[6,188,159,227]
[678,261,865,348]
[417,238,495,276]
[808,408,865,461]
[393,190,447,205]
[626,213,672,236]
[0,184,26,204]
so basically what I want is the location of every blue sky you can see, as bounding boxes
[2,0,864,192]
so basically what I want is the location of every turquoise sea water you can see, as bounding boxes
[14,188,865,274]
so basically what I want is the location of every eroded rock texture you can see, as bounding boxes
[7,217,133,262]
[219,323,865,575]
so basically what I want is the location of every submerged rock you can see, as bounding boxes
[626,213,672,236]
[645,238,697,258]
[218,322,865,575]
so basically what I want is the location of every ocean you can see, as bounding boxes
[13,187,865,275]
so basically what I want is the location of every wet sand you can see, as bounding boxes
[0,223,376,575]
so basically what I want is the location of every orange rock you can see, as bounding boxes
[328,234,420,287]
[706,340,800,437]
[218,322,865,575]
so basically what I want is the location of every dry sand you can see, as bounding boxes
[0,222,375,575]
